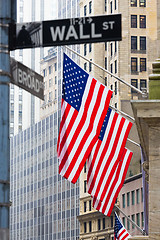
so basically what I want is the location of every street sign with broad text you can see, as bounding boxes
[10,58,44,100]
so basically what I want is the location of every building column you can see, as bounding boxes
[130,100,160,240]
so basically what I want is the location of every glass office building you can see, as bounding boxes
[10,112,80,240]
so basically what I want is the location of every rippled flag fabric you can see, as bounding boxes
[92,148,133,216]
[57,53,113,183]
[87,108,133,202]
[114,212,131,240]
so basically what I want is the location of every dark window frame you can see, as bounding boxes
[131,15,137,28]
[140,15,146,28]
[131,36,137,50]
[131,0,137,7]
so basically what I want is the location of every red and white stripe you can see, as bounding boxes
[57,75,112,183]
[116,227,131,240]
[92,148,133,216]
[87,109,132,202]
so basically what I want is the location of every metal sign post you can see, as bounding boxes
[0,0,15,239]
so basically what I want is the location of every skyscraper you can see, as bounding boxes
[10,0,57,137]
[10,113,80,240]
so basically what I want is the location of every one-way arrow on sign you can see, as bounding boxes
[9,14,121,50]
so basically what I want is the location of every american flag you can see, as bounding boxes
[57,53,113,183]
[114,212,131,240]
[92,148,133,216]
[87,108,133,202]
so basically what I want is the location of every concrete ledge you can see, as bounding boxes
[128,236,149,240]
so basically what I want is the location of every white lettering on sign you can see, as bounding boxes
[79,24,90,39]
[102,21,115,30]
[91,23,102,38]
[50,26,66,41]
[18,69,44,93]
[65,25,78,40]
[49,21,116,42]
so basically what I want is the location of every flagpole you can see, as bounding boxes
[63,46,145,96]
[115,205,146,236]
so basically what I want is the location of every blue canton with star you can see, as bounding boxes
[114,213,123,238]
[62,53,89,112]
[98,108,112,141]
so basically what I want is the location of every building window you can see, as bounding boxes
[89,221,92,232]
[84,62,87,70]
[55,76,57,85]
[84,202,87,212]
[84,222,87,233]
[136,189,140,204]
[141,212,144,227]
[127,192,130,207]
[115,81,117,95]
[105,0,107,12]
[131,79,138,93]
[84,5,87,16]
[131,57,138,72]
[89,59,92,72]
[89,1,92,14]
[111,63,113,73]
[110,1,113,13]
[111,215,113,227]
[84,44,87,56]
[140,79,146,90]
[122,217,125,227]
[89,43,92,52]
[111,43,113,56]
[89,200,92,211]
[140,36,146,50]
[49,78,52,87]
[98,219,101,230]
[136,213,140,226]
[54,63,57,71]
[49,91,52,101]
[55,89,57,99]
[140,58,146,71]
[131,36,137,50]
[140,0,146,7]
[105,42,107,51]
[131,15,137,28]
[115,41,117,53]
[131,214,135,229]
[43,68,47,77]
[84,180,87,193]
[131,190,135,205]
[127,216,130,230]
[115,0,117,9]
[103,218,105,229]
[122,194,125,208]
[140,15,146,28]
[105,57,107,70]
[115,60,117,74]
[84,161,87,173]
[131,0,137,6]
[49,65,52,74]
[105,77,107,86]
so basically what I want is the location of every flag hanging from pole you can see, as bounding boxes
[57,53,113,183]
[87,107,133,202]
[92,148,133,216]
[114,212,131,240]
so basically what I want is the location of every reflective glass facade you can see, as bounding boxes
[10,113,80,240]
